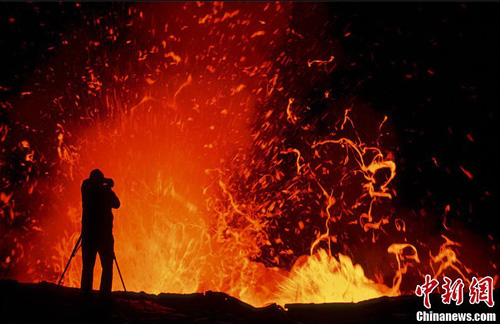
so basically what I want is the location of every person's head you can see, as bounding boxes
[89,169,104,183]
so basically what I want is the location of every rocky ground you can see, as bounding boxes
[0,280,497,323]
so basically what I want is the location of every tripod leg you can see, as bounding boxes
[114,256,127,292]
[58,235,82,286]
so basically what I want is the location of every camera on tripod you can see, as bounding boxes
[102,177,114,188]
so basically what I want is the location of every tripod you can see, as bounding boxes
[58,235,127,292]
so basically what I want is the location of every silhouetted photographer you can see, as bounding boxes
[81,169,120,296]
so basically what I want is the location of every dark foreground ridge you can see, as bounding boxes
[0,280,497,323]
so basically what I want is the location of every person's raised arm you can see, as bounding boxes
[110,189,120,209]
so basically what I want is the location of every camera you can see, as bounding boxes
[102,178,114,188]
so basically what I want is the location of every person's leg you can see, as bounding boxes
[98,237,114,294]
[81,243,97,294]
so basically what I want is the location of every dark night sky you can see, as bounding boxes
[325,3,500,238]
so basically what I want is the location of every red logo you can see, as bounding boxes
[415,274,439,309]
[469,276,494,307]
[441,277,464,305]
[416,275,495,308]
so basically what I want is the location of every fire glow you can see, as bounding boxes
[0,2,494,308]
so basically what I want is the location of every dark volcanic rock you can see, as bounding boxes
[0,280,290,324]
[0,280,497,323]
